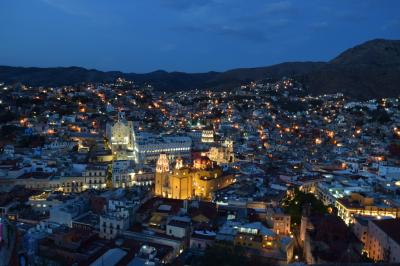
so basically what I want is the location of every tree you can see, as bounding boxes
[283,188,328,225]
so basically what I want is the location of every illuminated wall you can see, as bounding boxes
[155,156,235,201]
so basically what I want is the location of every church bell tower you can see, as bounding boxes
[155,154,170,197]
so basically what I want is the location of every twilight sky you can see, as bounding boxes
[0,0,399,73]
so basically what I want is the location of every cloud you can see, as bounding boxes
[176,23,268,42]
[39,0,122,26]
[264,1,294,15]
[40,0,92,18]
[163,0,275,42]
[310,21,329,30]
[159,43,177,52]
[160,0,215,10]
[382,19,400,31]
[212,25,268,41]
[267,18,291,28]
[335,10,367,22]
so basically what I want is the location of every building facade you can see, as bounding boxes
[134,135,192,164]
[336,193,400,225]
[99,199,133,240]
[207,140,235,165]
[365,219,400,263]
[109,113,191,164]
[110,113,135,161]
[272,213,291,236]
[155,154,235,201]
[112,160,135,188]
[201,129,214,143]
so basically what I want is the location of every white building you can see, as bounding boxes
[44,140,77,151]
[109,114,192,164]
[48,197,89,227]
[365,219,400,262]
[110,113,135,160]
[112,160,135,188]
[83,164,108,190]
[166,216,191,239]
[201,129,214,143]
[99,200,130,240]
[134,134,191,164]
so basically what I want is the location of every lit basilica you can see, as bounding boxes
[155,154,235,201]
[207,139,235,165]
[109,112,192,164]
[110,113,135,160]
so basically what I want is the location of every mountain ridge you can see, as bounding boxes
[1,39,399,99]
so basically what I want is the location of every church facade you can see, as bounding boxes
[155,154,235,201]
[207,139,235,165]
[110,113,135,161]
[110,113,191,164]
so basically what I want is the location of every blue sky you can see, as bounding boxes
[0,0,399,73]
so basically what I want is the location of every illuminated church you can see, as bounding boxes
[207,139,235,165]
[155,154,235,201]
[110,113,191,163]
[110,113,135,160]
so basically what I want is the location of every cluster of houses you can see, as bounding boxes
[0,78,400,265]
